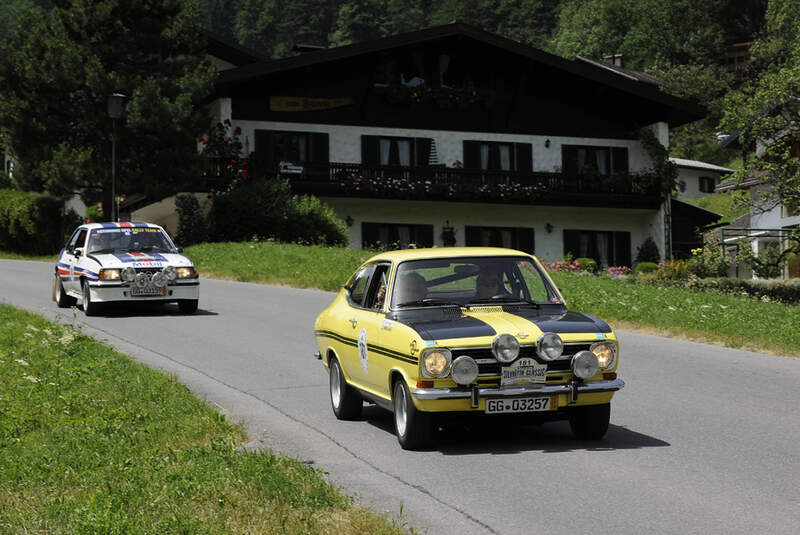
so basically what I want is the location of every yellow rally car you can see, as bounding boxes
[314,247,624,450]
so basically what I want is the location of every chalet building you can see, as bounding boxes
[670,158,733,199]
[209,23,718,265]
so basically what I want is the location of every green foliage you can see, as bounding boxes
[0,304,409,533]
[175,193,207,247]
[209,177,348,246]
[639,129,679,196]
[685,191,751,223]
[0,189,73,254]
[0,0,40,43]
[736,233,800,278]
[635,261,658,274]
[0,0,216,215]
[687,237,730,278]
[635,236,661,263]
[574,257,598,273]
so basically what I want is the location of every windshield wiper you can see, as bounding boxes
[89,248,116,255]
[468,295,540,307]
[396,298,464,308]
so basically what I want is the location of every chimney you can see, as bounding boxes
[603,54,625,68]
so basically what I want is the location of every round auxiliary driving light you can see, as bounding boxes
[151,272,167,288]
[572,350,599,379]
[536,332,564,361]
[591,341,617,370]
[134,272,149,289]
[121,267,136,282]
[492,334,520,363]
[421,349,452,378]
[163,266,177,282]
[451,356,479,385]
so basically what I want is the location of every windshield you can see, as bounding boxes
[390,256,562,308]
[87,227,177,254]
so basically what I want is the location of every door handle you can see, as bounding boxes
[348,318,358,328]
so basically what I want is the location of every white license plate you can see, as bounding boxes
[500,358,547,386]
[131,285,163,296]
[485,396,554,414]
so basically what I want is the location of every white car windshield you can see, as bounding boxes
[87,227,176,254]
[391,256,562,308]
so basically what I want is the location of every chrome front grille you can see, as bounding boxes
[452,343,593,378]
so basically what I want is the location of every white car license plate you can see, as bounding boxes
[500,358,547,386]
[485,396,554,414]
[131,285,163,296]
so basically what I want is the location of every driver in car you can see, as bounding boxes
[474,269,507,299]
[88,231,114,253]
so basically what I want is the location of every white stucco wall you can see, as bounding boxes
[676,167,719,199]
[321,197,663,265]
[131,193,212,237]
[233,120,656,173]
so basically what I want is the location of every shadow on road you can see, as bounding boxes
[362,405,669,454]
[81,303,218,318]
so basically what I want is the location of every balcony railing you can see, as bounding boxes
[204,159,665,206]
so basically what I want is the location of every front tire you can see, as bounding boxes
[393,379,432,450]
[178,299,199,314]
[329,358,362,419]
[55,275,76,308]
[568,403,611,440]
[81,280,100,316]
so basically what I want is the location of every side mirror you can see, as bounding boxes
[74,247,84,257]
[176,247,184,253]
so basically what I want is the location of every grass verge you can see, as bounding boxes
[0,251,56,261]
[0,304,413,534]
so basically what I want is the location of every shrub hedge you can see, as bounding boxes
[635,261,659,274]
[0,189,78,254]
[636,274,800,305]
[575,257,598,273]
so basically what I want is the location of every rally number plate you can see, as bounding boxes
[500,358,547,386]
[485,396,555,414]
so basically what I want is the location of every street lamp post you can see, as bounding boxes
[107,93,126,222]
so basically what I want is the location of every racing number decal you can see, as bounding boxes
[357,328,369,373]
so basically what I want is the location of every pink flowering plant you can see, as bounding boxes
[540,259,581,272]
[200,119,254,193]
[607,266,632,276]
[341,175,549,202]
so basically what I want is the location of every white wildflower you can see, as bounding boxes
[700,305,711,309]
[15,359,28,366]
[43,329,52,336]
[668,306,676,311]
[23,333,32,338]
[40,339,50,347]
[23,375,39,383]
[59,331,75,346]
[26,324,40,332]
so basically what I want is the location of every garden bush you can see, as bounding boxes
[635,261,659,274]
[636,274,800,305]
[175,193,207,246]
[636,236,661,263]
[575,257,598,273]
[0,189,77,254]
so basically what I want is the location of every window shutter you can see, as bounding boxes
[362,222,380,249]
[361,135,380,165]
[563,229,581,258]
[463,140,481,170]
[515,143,532,173]
[415,138,432,167]
[414,224,434,247]
[612,147,629,174]
[516,228,535,254]
[310,133,329,163]
[613,231,631,267]
[562,146,578,176]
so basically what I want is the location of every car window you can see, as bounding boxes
[69,229,87,251]
[87,227,176,254]
[364,264,390,310]
[347,265,376,307]
[66,229,83,250]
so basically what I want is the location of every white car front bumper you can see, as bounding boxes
[85,280,200,303]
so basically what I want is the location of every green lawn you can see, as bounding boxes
[0,304,413,534]
[684,190,750,223]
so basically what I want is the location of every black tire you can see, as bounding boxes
[393,379,432,450]
[81,280,100,316]
[568,403,611,440]
[329,358,362,419]
[55,275,76,308]
[178,299,199,314]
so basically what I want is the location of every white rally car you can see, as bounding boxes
[54,222,200,315]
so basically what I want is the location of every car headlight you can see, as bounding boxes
[176,266,198,279]
[421,348,452,378]
[451,356,479,385]
[572,350,600,379]
[134,272,149,288]
[121,267,136,282]
[163,266,177,281]
[536,332,563,361]
[99,268,120,281]
[492,334,520,363]
[591,341,617,370]
[151,272,168,288]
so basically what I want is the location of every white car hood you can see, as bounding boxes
[90,251,193,269]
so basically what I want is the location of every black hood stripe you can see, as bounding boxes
[396,315,496,341]
[501,307,612,333]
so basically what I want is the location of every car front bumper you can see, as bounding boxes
[412,378,624,406]
[86,280,199,303]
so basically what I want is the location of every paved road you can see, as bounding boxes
[2,258,799,534]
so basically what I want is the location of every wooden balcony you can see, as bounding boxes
[205,159,666,209]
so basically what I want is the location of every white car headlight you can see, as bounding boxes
[151,272,167,288]
[536,332,563,361]
[451,356,479,385]
[99,268,120,281]
[134,272,149,288]
[492,334,520,363]
[176,266,198,279]
[572,350,600,379]
[591,341,617,370]
[121,267,136,282]
[163,266,177,281]
[421,348,452,378]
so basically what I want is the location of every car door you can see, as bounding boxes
[359,263,395,394]
[63,228,87,293]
